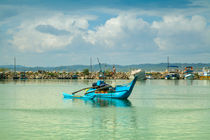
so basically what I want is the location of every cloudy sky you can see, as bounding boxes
[0,0,210,66]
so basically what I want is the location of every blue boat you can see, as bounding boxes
[63,93,96,99]
[63,76,138,99]
[83,76,138,99]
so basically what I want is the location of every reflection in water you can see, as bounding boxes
[89,98,132,107]
[185,79,193,86]
[174,80,179,85]
[1,79,210,139]
[64,98,132,107]
[137,80,146,85]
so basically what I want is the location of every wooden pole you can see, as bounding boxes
[84,85,111,95]
[72,86,93,95]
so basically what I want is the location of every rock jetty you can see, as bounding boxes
[0,70,201,80]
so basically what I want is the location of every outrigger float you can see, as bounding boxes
[63,76,138,100]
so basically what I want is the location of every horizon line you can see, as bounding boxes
[1,62,210,68]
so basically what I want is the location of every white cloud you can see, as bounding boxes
[152,15,210,53]
[84,14,157,52]
[3,4,210,65]
[9,13,210,56]
[8,13,96,53]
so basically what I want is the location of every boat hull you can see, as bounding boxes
[63,92,95,99]
[184,74,194,80]
[85,90,131,99]
[165,73,180,80]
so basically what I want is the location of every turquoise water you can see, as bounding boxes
[0,79,210,140]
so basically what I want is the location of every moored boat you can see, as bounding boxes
[184,73,194,80]
[184,66,194,80]
[72,74,79,79]
[165,66,180,80]
[146,73,153,79]
[200,67,210,80]
[85,76,137,99]
[63,76,138,99]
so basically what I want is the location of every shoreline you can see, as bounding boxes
[0,71,208,80]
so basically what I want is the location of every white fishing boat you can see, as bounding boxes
[130,69,146,80]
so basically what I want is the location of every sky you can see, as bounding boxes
[0,0,210,66]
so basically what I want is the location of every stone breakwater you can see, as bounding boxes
[0,71,201,80]
[0,71,129,79]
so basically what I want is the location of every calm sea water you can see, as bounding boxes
[0,79,210,140]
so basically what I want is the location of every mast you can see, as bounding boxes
[167,56,169,71]
[97,57,102,72]
[14,57,16,77]
[13,57,19,79]
[97,57,104,79]
[90,57,92,78]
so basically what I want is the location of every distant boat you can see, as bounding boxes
[0,72,6,79]
[184,66,194,80]
[99,73,105,79]
[63,76,138,99]
[146,73,153,79]
[200,67,210,80]
[72,74,79,79]
[202,67,210,76]
[165,66,180,80]
[130,69,146,80]
[20,72,27,80]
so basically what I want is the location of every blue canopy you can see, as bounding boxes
[96,80,106,86]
